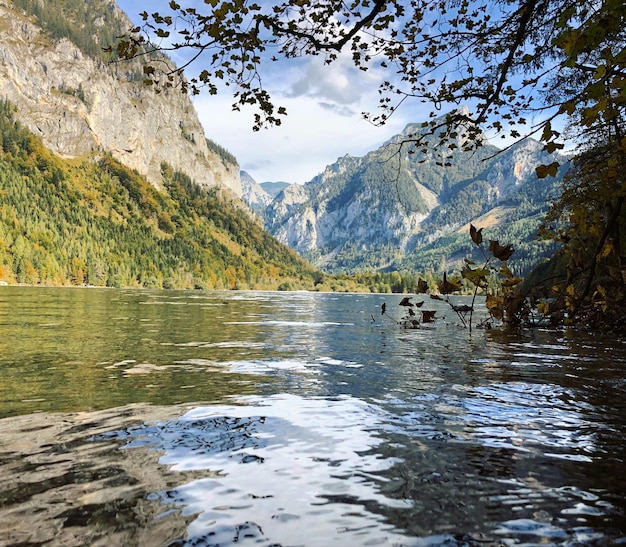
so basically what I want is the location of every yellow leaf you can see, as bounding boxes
[502,276,522,288]
[536,162,560,178]
[500,262,514,279]
[486,294,503,320]
[537,301,550,315]
[599,241,614,259]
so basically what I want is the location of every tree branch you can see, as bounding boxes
[476,0,542,123]
[257,0,388,52]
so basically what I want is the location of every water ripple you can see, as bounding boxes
[2,289,626,546]
[461,382,606,460]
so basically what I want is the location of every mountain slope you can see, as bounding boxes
[0,103,318,289]
[0,0,241,194]
[262,123,566,275]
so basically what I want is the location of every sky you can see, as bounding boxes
[193,69,414,185]
[115,1,426,185]
[114,1,554,185]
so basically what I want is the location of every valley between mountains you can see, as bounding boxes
[0,0,564,291]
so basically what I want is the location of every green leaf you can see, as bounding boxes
[462,265,489,287]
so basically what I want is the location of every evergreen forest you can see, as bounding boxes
[0,101,431,294]
[0,101,321,290]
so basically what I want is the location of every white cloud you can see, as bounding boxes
[193,53,420,185]
[116,0,422,185]
[285,56,373,105]
[195,90,413,184]
[318,102,356,117]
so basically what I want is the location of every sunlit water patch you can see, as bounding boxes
[461,382,601,459]
[105,395,417,546]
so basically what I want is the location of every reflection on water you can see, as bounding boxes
[0,286,625,545]
[115,395,409,546]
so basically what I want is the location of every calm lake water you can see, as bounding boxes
[1,286,625,546]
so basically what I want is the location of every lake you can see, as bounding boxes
[1,286,625,546]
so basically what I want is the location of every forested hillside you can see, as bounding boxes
[396,172,560,276]
[0,102,318,289]
[11,0,124,62]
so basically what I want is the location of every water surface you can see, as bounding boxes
[1,287,625,545]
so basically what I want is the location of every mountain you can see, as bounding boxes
[261,122,566,275]
[0,0,323,290]
[0,101,319,289]
[0,0,241,195]
[240,171,273,214]
[240,173,292,215]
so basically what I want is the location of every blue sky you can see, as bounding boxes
[115,1,554,184]
[116,1,424,184]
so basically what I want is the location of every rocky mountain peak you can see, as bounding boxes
[254,118,566,274]
[240,171,272,214]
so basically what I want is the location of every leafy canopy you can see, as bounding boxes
[118,0,625,155]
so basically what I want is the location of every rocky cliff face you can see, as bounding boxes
[265,153,429,267]
[482,138,546,199]
[0,1,241,195]
[240,171,272,214]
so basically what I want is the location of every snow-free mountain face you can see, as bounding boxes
[254,123,566,275]
[240,173,292,215]
[1,0,241,195]
[240,171,273,214]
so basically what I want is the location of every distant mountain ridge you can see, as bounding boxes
[240,171,272,214]
[248,121,566,275]
[240,173,290,214]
